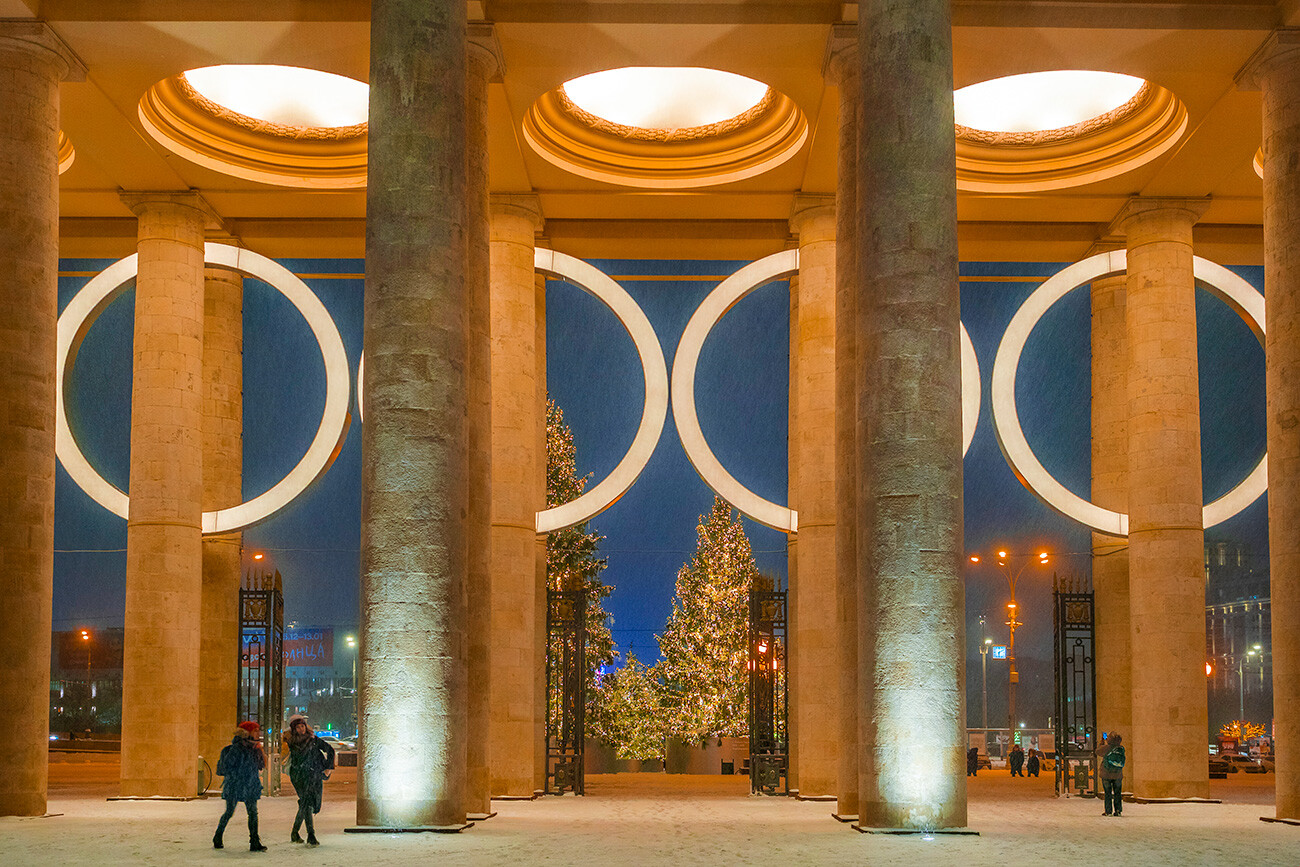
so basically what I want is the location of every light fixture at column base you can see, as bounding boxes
[344,822,474,834]
[467,811,497,821]
[830,813,857,823]
[1261,816,1300,826]
[852,825,980,836]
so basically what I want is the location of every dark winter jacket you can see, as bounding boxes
[216,729,266,802]
[1100,743,1126,781]
[1009,746,1025,771]
[282,730,335,811]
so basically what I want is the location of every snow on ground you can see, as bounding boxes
[1,757,1295,866]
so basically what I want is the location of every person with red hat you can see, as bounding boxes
[213,720,268,851]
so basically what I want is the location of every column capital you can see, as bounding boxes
[467,22,504,81]
[120,190,224,227]
[0,19,86,81]
[1107,196,1211,237]
[790,194,836,241]
[1236,28,1300,92]
[822,22,857,85]
[490,193,543,234]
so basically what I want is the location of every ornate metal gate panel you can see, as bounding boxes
[1053,574,1097,798]
[239,567,284,796]
[546,588,586,795]
[748,585,788,795]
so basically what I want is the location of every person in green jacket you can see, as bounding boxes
[280,714,335,846]
[1099,733,1126,817]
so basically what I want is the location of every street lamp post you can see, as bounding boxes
[1238,645,1260,722]
[970,549,1049,737]
[346,635,357,737]
[978,615,991,730]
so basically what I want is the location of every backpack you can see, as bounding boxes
[1103,746,1125,769]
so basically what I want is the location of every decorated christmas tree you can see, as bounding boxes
[545,399,617,735]
[656,496,758,740]
[590,653,666,762]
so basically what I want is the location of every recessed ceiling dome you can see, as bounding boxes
[953,70,1187,192]
[562,67,769,131]
[184,65,369,129]
[139,65,368,189]
[524,66,807,189]
[955,70,1144,134]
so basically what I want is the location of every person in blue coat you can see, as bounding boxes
[214,721,268,851]
[280,714,335,846]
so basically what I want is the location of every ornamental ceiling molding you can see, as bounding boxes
[956,81,1188,192]
[138,74,368,189]
[523,82,808,188]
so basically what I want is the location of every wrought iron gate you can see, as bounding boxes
[748,584,788,795]
[1053,574,1097,797]
[239,567,284,796]
[546,588,586,795]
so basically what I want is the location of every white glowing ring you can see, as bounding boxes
[990,250,1265,537]
[535,249,669,533]
[56,243,352,534]
[672,249,982,533]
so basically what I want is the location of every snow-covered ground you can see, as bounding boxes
[2,757,1295,865]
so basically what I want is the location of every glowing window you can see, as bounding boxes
[184,65,368,129]
[562,67,769,130]
[955,71,1144,134]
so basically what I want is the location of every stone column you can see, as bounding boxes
[1241,30,1300,819]
[464,23,501,819]
[788,197,838,799]
[0,21,83,818]
[358,0,468,829]
[489,195,542,797]
[828,26,859,820]
[856,0,966,829]
[1116,197,1209,800]
[199,264,243,777]
[1089,265,1132,743]
[119,192,210,797]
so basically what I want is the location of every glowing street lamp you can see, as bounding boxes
[977,615,993,730]
[969,549,1050,738]
[346,634,358,737]
[1239,644,1262,722]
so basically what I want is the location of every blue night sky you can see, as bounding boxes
[54,257,1267,727]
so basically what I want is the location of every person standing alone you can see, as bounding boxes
[214,720,267,851]
[281,714,335,846]
[1099,733,1126,817]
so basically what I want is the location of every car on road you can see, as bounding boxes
[318,735,358,767]
[1220,754,1266,773]
[1209,756,1231,777]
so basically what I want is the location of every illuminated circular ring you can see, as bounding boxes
[534,248,669,533]
[990,250,1265,537]
[56,243,352,534]
[672,249,982,533]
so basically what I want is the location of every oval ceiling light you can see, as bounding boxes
[184,65,369,129]
[139,65,368,189]
[955,70,1143,134]
[954,70,1187,192]
[524,66,808,189]
[563,67,769,131]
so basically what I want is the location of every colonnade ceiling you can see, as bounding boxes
[12,0,1287,261]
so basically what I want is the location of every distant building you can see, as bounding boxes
[49,627,124,733]
[1204,541,1270,730]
